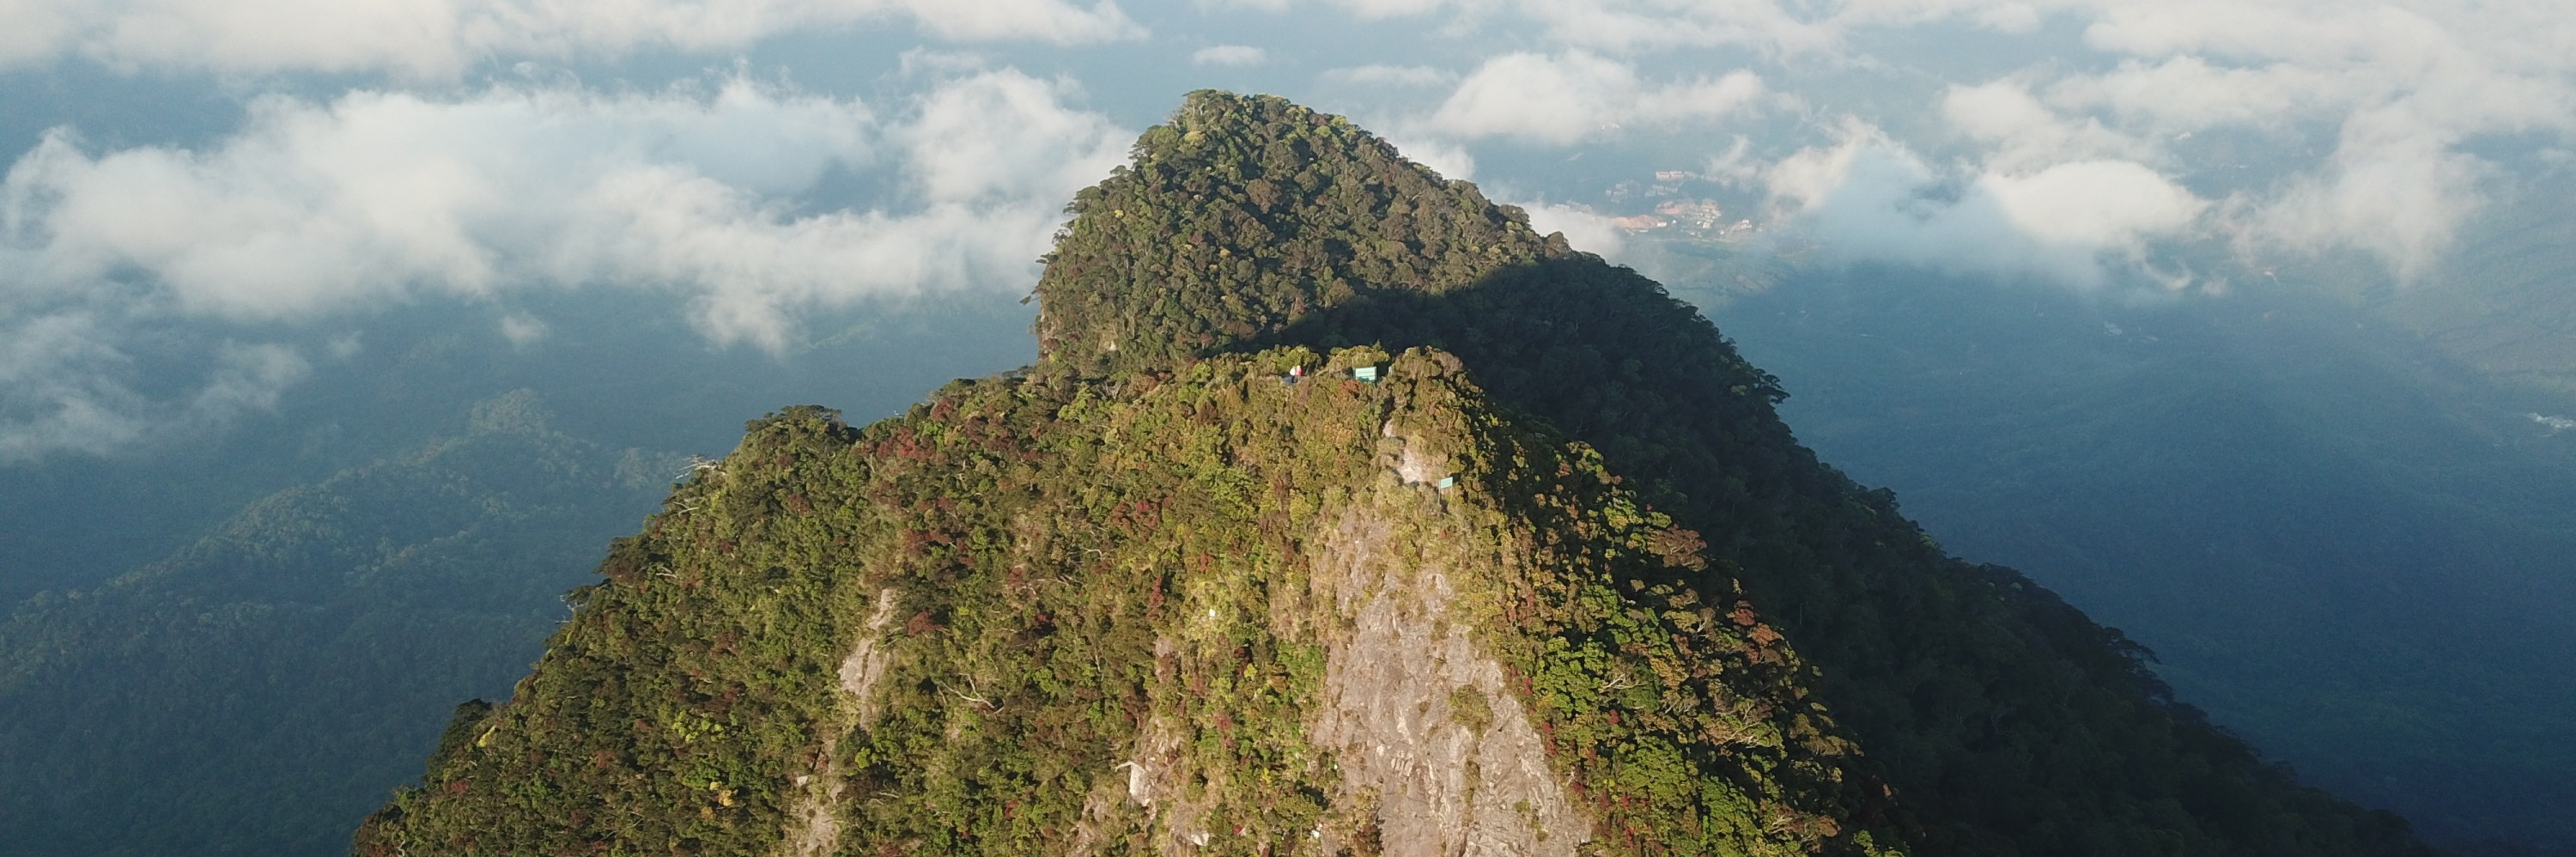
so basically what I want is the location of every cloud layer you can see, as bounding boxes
[0,69,1131,459]
[1765,125,2205,289]
[1267,0,2576,288]
[0,0,1143,76]
[1981,0,2576,277]
[8,0,2576,459]
[1430,52,1765,144]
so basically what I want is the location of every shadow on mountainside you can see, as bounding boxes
[1233,256,2438,857]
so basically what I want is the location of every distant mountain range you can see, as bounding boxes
[0,392,669,856]
[1694,264,2576,851]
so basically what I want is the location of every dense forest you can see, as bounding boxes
[1026,91,2435,856]
[361,348,1913,856]
[0,392,674,856]
[0,295,1044,857]
[355,91,2441,856]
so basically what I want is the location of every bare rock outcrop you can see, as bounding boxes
[1309,500,1590,857]
[781,588,903,857]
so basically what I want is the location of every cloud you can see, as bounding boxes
[1320,64,1458,88]
[1515,0,1836,54]
[1517,200,1625,257]
[1200,0,1465,18]
[8,0,2575,461]
[1192,45,1267,66]
[0,69,1131,460]
[902,72,1133,206]
[1941,80,2152,173]
[498,312,549,345]
[2245,105,2492,278]
[0,312,308,464]
[1384,135,1478,180]
[10,78,863,323]
[1430,51,1765,144]
[1766,122,2206,289]
[0,0,1144,76]
[1265,0,2576,281]
[1956,0,2576,278]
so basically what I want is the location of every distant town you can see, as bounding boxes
[1595,171,1758,240]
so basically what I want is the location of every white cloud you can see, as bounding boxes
[1985,160,2206,251]
[0,0,1144,76]
[1942,80,2150,172]
[1517,200,1625,257]
[1337,0,1460,15]
[0,312,308,464]
[902,73,1132,206]
[1321,64,1457,87]
[1200,0,1465,18]
[1515,0,1836,54]
[1972,3,2044,33]
[1384,136,1477,180]
[7,0,2575,460]
[1766,122,2205,289]
[1971,0,2575,278]
[1430,52,1765,144]
[1192,45,1267,66]
[2040,57,2353,135]
[0,69,1131,459]
[498,312,549,345]
[1274,0,2576,281]
[9,78,874,322]
[2246,105,2491,278]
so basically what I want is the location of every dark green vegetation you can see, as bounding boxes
[0,297,1038,857]
[0,295,1036,605]
[360,91,2440,856]
[1029,93,2436,856]
[1698,268,2576,852]
[359,349,1909,856]
[0,392,671,856]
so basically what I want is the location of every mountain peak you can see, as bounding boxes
[353,93,2442,857]
[355,345,1909,857]
[1034,90,1571,373]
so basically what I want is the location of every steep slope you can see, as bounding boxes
[0,392,672,857]
[357,348,1907,856]
[1029,92,2437,856]
[1701,268,2576,850]
[356,90,2443,857]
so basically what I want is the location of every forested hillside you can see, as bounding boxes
[355,91,2442,857]
[0,245,1040,857]
[0,392,673,857]
[1028,91,2438,856]
[361,348,1911,856]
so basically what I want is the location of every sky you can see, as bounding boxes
[3,0,2573,462]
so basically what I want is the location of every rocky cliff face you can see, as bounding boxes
[355,92,2439,857]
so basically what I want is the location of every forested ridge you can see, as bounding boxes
[0,392,673,857]
[360,349,1914,856]
[355,91,2442,856]
[1030,91,2438,856]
